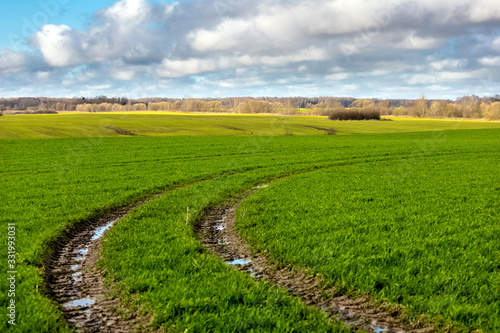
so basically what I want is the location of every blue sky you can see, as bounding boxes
[1,0,117,50]
[1,0,499,99]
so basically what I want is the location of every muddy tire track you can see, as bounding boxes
[42,171,259,332]
[102,125,140,136]
[43,200,158,332]
[195,188,435,333]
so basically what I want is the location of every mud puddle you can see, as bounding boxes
[44,204,153,332]
[196,187,434,333]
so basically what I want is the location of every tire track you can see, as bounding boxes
[43,162,438,331]
[195,186,435,333]
[42,168,267,332]
[42,175,228,332]
[43,198,158,332]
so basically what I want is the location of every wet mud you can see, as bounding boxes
[195,188,435,333]
[44,178,435,332]
[44,203,154,332]
[102,125,139,136]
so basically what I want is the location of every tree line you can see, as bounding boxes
[1,95,500,120]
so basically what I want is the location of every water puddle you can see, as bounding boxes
[63,298,95,308]
[78,247,89,256]
[91,220,116,241]
[65,221,116,310]
[60,220,118,328]
[227,259,251,265]
[217,238,229,245]
[198,192,415,333]
[248,267,263,278]
[72,272,82,282]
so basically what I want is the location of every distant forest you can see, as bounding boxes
[1,95,500,120]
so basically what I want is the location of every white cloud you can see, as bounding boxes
[492,37,500,51]
[157,58,217,78]
[430,59,467,70]
[407,70,485,85]
[325,73,351,80]
[190,19,255,52]
[34,0,155,67]
[157,47,330,78]
[427,84,451,91]
[99,0,151,24]
[36,71,50,79]
[467,0,500,22]
[398,0,500,24]
[113,70,136,80]
[254,0,387,39]
[34,25,82,67]
[258,47,329,66]
[0,50,29,75]
[370,70,391,76]
[85,84,112,90]
[358,70,391,77]
[341,84,359,91]
[398,34,444,50]
[3,0,500,98]
[479,56,500,66]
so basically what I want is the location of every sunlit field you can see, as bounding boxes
[1,112,500,138]
[1,113,499,332]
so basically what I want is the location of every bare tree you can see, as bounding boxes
[412,95,427,118]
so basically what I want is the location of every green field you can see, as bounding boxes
[1,113,499,332]
[1,112,500,138]
[237,130,500,331]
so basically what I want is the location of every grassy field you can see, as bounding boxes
[237,129,500,332]
[1,113,499,332]
[1,112,500,138]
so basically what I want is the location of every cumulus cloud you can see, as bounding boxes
[113,69,136,80]
[156,47,330,78]
[406,70,486,85]
[34,25,82,67]
[1,0,500,98]
[492,37,500,51]
[189,19,255,52]
[466,0,500,22]
[0,50,29,75]
[430,59,468,71]
[33,0,159,67]
[398,34,444,50]
[479,56,500,66]
[157,58,218,78]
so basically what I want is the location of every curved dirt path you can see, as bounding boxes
[42,171,250,332]
[43,199,157,332]
[44,176,437,332]
[195,187,436,333]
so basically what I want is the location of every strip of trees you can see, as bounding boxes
[1,95,499,120]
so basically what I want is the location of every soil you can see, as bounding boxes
[44,179,436,332]
[195,188,436,333]
[300,124,337,135]
[102,125,139,136]
[44,201,157,332]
